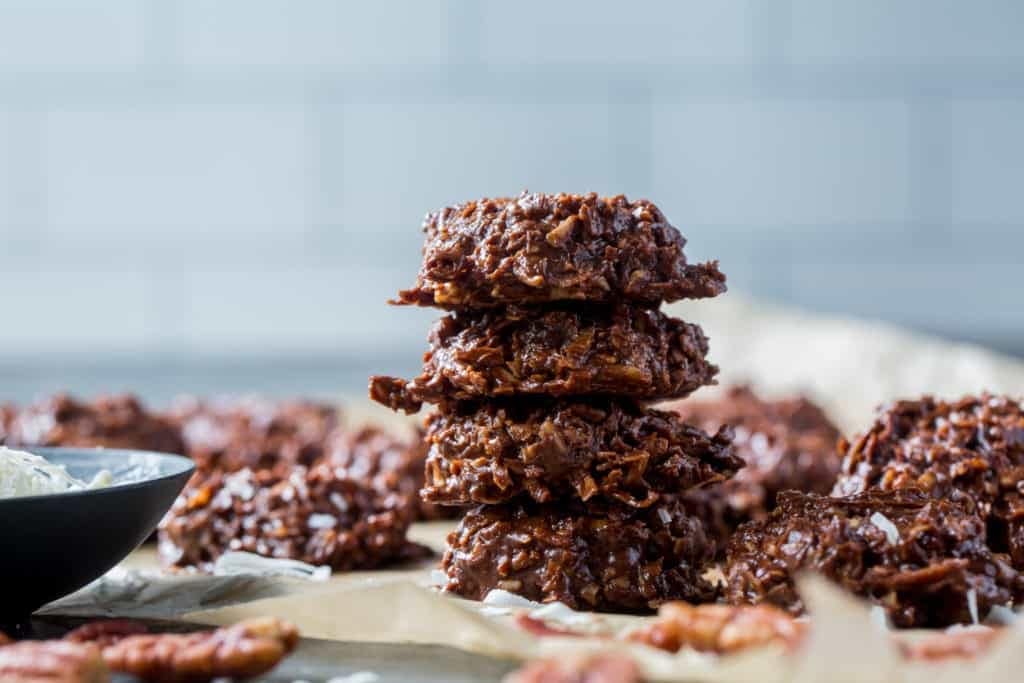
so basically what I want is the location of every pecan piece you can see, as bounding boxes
[0,640,108,683]
[504,653,642,683]
[897,627,1002,661]
[100,617,298,682]
[629,602,806,654]
[64,620,149,649]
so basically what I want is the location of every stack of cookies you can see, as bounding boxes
[371,191,741,612]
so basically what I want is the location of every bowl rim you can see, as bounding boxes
[0,446,195,505]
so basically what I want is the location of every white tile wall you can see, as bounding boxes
[786,260,1024,338]
[786,0,1024,65]
[0,113,13,233]
[478,0,753,66]
[650,97,913,229]
[0,0,1021,363]
[0,267,161,353]
[42,106,312,243]
[179,265,436,355]
[950,100,1024,226]
[178,0,449,70]
[0,1,147,72]
[328,95,624,234]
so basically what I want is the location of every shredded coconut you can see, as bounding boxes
[967,588,979,625]
[212,551,331,581]
[869,605,890,631]
[529,601,593,627]
[869,512,900,545]
[482,588,541,609]
[307,513,338,530]
[0,446,111,499]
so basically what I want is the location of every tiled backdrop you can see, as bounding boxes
[0,0,1022,400]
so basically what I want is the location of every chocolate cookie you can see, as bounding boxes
[167,396,340,473]
[327,424,456,520]
[5,393,184,455]
[423,398,739,508]
[395,192,726,309]
[158,464,429,572]
[442,498,718,612]
[833,394,1024,567]
[371,303,716,413]
[670,386,841,552]
[724,489,1022,628]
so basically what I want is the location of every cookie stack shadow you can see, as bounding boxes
[370,191,743,612]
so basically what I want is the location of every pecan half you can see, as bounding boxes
[0,640,108,683]
[100,617,298,682]
[629,602,806,654]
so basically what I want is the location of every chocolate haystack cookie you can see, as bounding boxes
[371,303,716,413]
[328,424,456,520]
[672,386,841,551]
[423,399,739,507]
[443,499,718,612]
[4,393,184,455]
[724,489,1023,628]
[833,394,1024,567]
[394,192,726,309]
[158,464,429,572]
[167,396,340,473]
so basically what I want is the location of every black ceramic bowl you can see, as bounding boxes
[0,447,194,620]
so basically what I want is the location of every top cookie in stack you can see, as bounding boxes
[392,192,725,309]
[370,191,737,612]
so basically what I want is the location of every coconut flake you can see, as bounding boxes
[307,513,338,530]
[656,507,672,524]
[869,605,890,631]
[967,588,979,625]
[429,569,448,588]
[482,588,541,609]
[529,602,593,627]
[223,471,256,500]
[330,492,350,512]
[212,551,331,581]
[869,512,900,545]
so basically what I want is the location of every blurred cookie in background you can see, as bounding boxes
[4,393,185,455]
[667,385,841,553]
[166,396,340,474]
